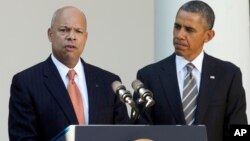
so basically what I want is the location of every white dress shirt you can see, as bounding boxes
[51,54,89,124]
[176,51,204,99]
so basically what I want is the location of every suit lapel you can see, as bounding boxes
[195,54,217,124]
[43,57,78,124]
[81,60,101,123]
[159,54,186,123]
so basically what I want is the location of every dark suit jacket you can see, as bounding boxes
[135,53,247,141]
[9,56,130,141]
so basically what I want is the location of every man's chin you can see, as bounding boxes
[174,50,183,56]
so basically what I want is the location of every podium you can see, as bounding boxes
[52,125,207,141]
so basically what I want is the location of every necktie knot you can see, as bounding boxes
[186,63,195,73]
[68,69,76,80]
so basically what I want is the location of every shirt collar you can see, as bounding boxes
[176,51,204,73]
[51,54,83,78]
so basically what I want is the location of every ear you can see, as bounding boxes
[204,30,215,43]
[47,28,52,42]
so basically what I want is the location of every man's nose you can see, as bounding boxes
[67,30,76,40]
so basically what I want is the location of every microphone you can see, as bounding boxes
[112,81,139,120]
[111,81,136,108]
[131,80,155,108]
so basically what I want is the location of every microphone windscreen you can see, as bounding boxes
[131,80,144,91]
[111,81,124,92]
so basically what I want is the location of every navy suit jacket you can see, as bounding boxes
[9,56,130,141]
[135,53,247,141]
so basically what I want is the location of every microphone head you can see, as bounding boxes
[111,81,125,93]
[131,79,144,91]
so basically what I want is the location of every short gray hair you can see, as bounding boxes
[178,0,215,30]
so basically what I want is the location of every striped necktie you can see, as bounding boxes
[182,63,198,125]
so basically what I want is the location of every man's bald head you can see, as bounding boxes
[50,6,87,30]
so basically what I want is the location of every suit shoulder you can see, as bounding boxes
[207,55,240,70]
[13,61,46,79]
[85,63,120,78]
[206,55,241,75]
[139,56,173,73]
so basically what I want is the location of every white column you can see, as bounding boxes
[155,0,250,121]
